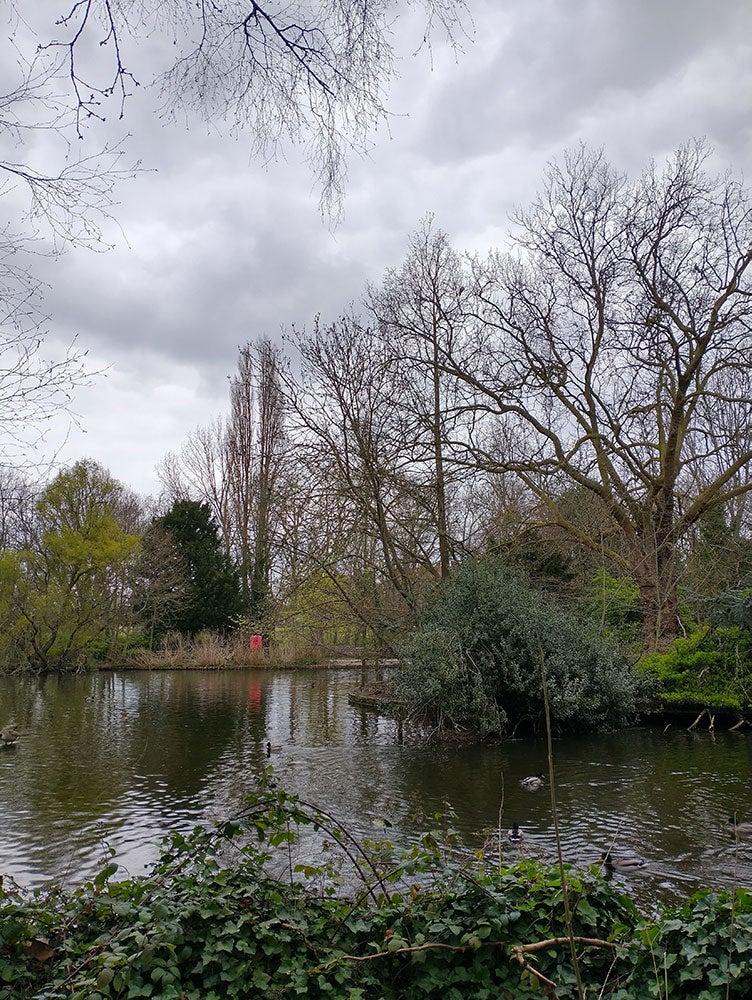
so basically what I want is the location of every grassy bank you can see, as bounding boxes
[104,633,392,672]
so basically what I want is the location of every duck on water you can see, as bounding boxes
[729,816,752,835]
[507,823,524,844]
[0,725,19,747]
[601,851,647,874]
[520,774,544,791]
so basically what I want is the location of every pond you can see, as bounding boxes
[1,666,752,909]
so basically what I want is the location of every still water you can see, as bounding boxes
[2,667,752,908]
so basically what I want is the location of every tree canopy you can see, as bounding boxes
[410,142,752,651]
[0,460,139,670]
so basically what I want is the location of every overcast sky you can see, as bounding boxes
[6,0,752,498]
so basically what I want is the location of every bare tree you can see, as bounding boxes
[0,208,105,466]
[1,15,130,249]
[1,6,134,466]
[157,419,234,545]
[0,468,38,550]
[285,314,449,644]
[452,142,752,651]
[368,217,476,577]
[131,522,188,649]
[225,338,287,622]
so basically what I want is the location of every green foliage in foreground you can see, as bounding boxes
[3,782,752,999]
[397,558,645,736]
[639,626,752,711]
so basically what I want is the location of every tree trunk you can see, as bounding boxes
[431,312,451,578]
[634,538,681,652]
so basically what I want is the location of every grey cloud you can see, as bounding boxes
[417,0,752,163]
[5,0,751,496]
[42,160,374,384]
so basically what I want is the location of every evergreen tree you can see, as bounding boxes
[158,500,242,635]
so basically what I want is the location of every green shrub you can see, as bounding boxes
[397,557,645,737]
[4,782,752,1000]
[638,627,752,711]
[629,887,752,999]
[581,570,643,645]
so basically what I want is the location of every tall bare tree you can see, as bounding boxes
[450,142,752,651]
[368,217,476,577]
[158,338,287,624]
[228,338,287,622]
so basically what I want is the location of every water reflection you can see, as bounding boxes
[1,667,752,908]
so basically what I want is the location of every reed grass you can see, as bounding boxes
[120,631,360,670]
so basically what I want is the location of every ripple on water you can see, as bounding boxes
[2,670,752,906]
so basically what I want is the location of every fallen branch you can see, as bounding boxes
[315,933,618,982]
[511,936,618,997]
[314,938,503,970]
[688,709,707,731]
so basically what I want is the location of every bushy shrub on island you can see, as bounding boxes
[396,558,645,737]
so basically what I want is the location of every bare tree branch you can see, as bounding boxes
[31,0,469,215]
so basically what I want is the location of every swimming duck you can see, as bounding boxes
[728,816,752,835]
[507,822,524,844]
[520,774,544,791]
[266,742,282,756]
[0,725,19,746]
[601,851,646,874]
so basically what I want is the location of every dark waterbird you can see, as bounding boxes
[601,851,647,874]
[0,725,19,747]
[520,774,544,790]
[729,816,752,835]
[507,823,524,844]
